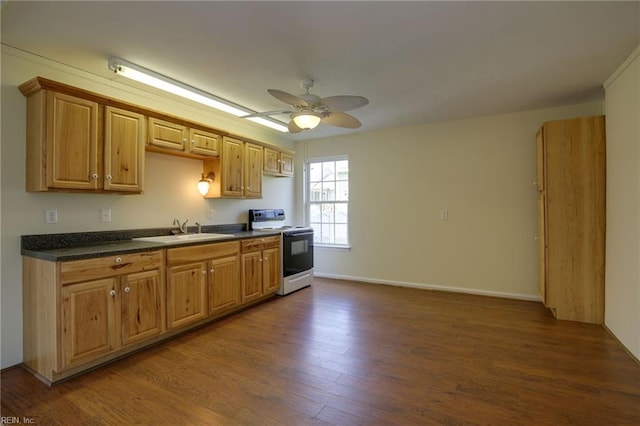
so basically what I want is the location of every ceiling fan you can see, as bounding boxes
[242,79,369,133]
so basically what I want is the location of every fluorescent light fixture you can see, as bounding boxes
[108,57,289,133]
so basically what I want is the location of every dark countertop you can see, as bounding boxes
[21,225,282,262]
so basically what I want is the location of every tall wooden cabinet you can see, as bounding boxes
[536,115,606,324]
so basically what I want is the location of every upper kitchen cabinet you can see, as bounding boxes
[148,117,220,158]
[104,106,145,192]
[202,136,262,198]
[263,147,294,177]
[19,78,145,194]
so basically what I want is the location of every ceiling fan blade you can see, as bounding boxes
[268,89,309,107]
[320,95,369,112]
[287,120,303,134]
[241,110,292,118]
[322,111,362,129]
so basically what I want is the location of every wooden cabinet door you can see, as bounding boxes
[61,278,117,368]
[535,128,545,192]
[537,193,547,304]
[244,142,263,198]
[241,251,263,302]
[221,136,244,197]
[280,151,294,176]
[167,262,208,329]
[104,106,145,193]
[189,128,219,157]
[148,117,187,151]
[262,247,280,295]
[263,147,280,174]
[121,269,164,346]
[208,255,240,316]
[46,92,99,190]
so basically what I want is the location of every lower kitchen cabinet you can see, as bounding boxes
[166,240,241,328]
[166,261,208,329]
[209,255,241,316]
[22,235,280,384]
[23,250,165,383]
[241,236,280,302]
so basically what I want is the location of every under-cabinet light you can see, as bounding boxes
[108,57,289,133]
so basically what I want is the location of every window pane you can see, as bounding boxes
[336,181,348,201]
[321,223,333,243]
[323,162,335,181]
[310,204,321,223]
[336,160,349,180]
[310,181,322,202]
[335,203,348,223]
[321,203,334,223]
[335,224,348,244]
[323,181,336,201]
[309,163,322,182]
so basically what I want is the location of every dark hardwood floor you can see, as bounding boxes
[2,278,639,425]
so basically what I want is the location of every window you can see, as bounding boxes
[307,158,349,246]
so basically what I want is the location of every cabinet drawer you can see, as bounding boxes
[60,251,163,285]
[167,241,239,265]
[241,236,280,253]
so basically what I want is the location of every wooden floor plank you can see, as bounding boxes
[2,278,639,425]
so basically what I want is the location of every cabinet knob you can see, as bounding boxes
[115,257,122,264]
[202,270,207,275]
[90,173,99,180]
[106,175,112,181]
[124,286,131,293]
[109,290,116,297]
[191,140,196,144]
[210,269,215,273]
[183,138,187,143]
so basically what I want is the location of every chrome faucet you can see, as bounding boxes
[172,218,189,234]
[195,222,202,234]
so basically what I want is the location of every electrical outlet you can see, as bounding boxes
[100,209,111,223]
[207,209,216,220]
[45,209,58,224]
[440,209,449,221]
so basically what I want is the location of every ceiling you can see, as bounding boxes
[1,1,638,141]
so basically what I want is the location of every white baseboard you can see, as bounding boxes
[313,272,542,302]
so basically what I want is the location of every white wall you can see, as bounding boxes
[604,44,640,360]
[0,47,294,368]
[296,102,604,300]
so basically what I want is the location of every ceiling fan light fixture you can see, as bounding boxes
[292,112,322,130]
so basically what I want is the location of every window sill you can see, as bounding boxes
[315,244,351,251]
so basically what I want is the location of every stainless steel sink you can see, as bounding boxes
[133,233,233,244]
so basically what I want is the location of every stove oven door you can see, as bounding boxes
[283,231,314,277]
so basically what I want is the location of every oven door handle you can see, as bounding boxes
[284,231,314,238]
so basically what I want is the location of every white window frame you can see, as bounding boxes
[305,156,350,248]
